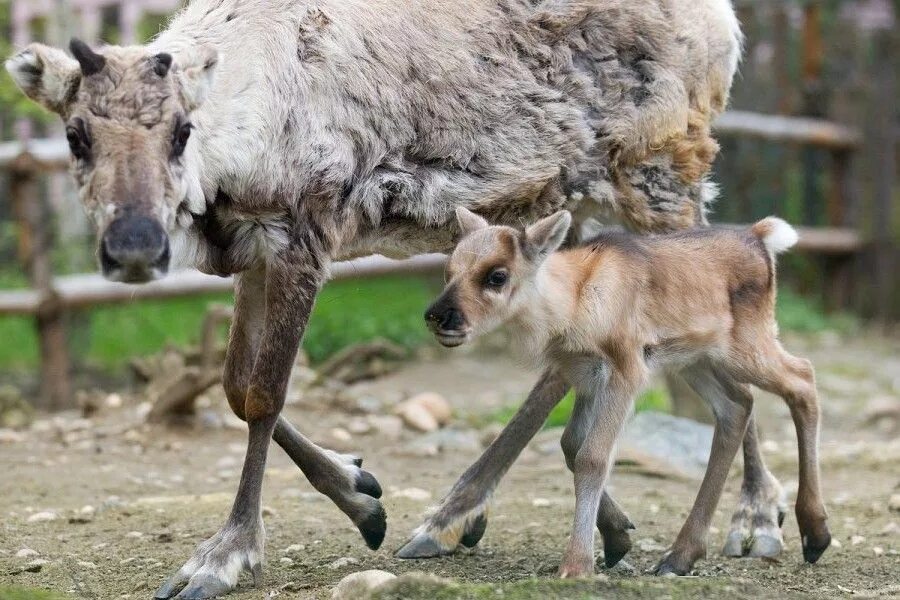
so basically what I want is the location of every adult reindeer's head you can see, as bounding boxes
[6,39,218,282]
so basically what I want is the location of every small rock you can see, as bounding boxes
[326,556,360,570]
[0,429,26,444]
[391,488,432,501]
[879,522,900,536]
[851,534,865,545]
[25,558,49,571]
[26,511,58,523]
[407,392,452,425]
[79,505,96,517]
[262,506,277,517]
[532,498,551,507]
[366,415,403,439]
[279,557,294,566]
[889,493,900,512]
[332,570,397,600]
[105,393,124,409]
[396,402,438,433]
[331,427,352,442]
[346,418,372,435]
[873,546,884,557]
[78,561,98,569]
[125,531,143,538]
[831,538,842,549]
[283,544,306,554]
[15,548,39,558]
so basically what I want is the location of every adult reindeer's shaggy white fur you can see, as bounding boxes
[151,0,743,270]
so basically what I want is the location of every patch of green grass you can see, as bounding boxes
[488,386,671,429]
[0,587,65,600]
[0,275,437,372]
[775,286,857,334]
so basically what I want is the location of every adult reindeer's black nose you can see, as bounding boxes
[100,215,170,283]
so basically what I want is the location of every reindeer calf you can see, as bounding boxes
[422,208,830,577]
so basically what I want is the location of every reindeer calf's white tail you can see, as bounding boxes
[752,217,798,256]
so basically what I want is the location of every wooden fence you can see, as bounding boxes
[0,108,892,409]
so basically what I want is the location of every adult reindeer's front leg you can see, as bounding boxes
[155,248,326,600]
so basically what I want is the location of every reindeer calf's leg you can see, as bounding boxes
[653,365,751,576]
[561,392,635,568]
[397,369,568,559]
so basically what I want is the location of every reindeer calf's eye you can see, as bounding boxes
[486,268,508,288]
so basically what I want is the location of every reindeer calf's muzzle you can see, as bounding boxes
[424,292,470,347]
[100,215,170,283]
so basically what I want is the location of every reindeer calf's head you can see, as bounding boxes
[6,39,218,283]
[425,208,571,347]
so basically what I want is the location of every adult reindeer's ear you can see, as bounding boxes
[5,44,80,115]
[524,210,571,260]
[455,207,489,237]
[174,45,219,110]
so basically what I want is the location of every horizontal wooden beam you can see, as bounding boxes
[0,253,447,316]
[713,111,861,150]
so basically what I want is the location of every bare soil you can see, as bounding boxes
[1,331,898,599]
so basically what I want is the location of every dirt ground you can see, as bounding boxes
[1,331,898,599]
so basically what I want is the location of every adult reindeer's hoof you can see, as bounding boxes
[313,450,387,550]
[651,552,692,577]
[154,522,263,599]
[800,520,832,564]
[724,476,787,559]
[600,527,634,568]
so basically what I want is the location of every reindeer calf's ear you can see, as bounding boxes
[175,45,219,110]
[5,44,80,115]
[455,206,490,237]
[524,210,571,259]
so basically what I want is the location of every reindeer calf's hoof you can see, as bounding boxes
[396,531,449,559]
[171,575,235,599]
[601,528,633,568]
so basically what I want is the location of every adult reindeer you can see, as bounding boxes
[6,0,788,597]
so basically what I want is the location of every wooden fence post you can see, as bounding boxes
[872,31,897,323]
[10,156,72,410]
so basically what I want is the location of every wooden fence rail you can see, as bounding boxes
[0,110,888,409]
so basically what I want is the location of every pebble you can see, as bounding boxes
[283,544,306,554]
[873,546,885,557]
[346,418,372,435]
[889,494,900,512]
[105,393,123,409]
[125,531,144,538]
[326,556,360,570]
[851,534,865,545]
[279,557,294,566]
[831,538,842,548]
[15,548,39,558]
[879,522,900,536]
[0,429,26,444]
[396,402,439,433]
[390,487,432,501]
[262,506,277,517]
[408,392,452,425]
[330,427,352,442]
[366,415,403,439]
[26,511,59,523]
[331,570,397,600]
[78,561,98,569]
[532,498,551,507]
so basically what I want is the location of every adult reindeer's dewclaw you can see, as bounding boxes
[421,212,829,577]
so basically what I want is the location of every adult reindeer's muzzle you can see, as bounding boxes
[100,213,170,283]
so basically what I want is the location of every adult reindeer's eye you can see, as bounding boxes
[485,268,508,288]
[65,118,90,160]
[171,122,193,158]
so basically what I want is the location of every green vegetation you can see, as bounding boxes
[0,587,65,600]
[488,386,670,430]
[0,275,437,373]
